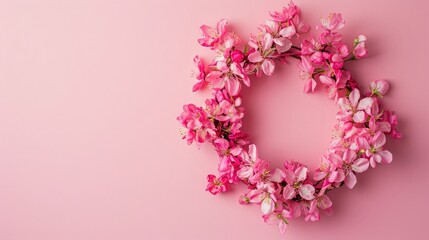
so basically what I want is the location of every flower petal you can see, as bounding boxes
[248,51,263,63]
[279,220,287,234]
[357,97,374,111]
[263,33,274,51]
[282,185,296,200]
[352,158,370,173]
[261,197,275,215]
[344,172,357,189]
[299,184,315,200]
[353,110,366,123]
[338,98,352,111]
[318,195,333,209]
[343,149,357,163]
[295,167,308,182]
[372,131,386,149]
[349,88,360,107]
[319,75,335,85]
[225,77,241,96]
[378,150,393,164]
[279,25,296,37]
[269,168,285,183]
[262,59,275,76]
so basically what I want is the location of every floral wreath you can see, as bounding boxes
[177,2,401,234]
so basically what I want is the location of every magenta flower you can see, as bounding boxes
[206,174,228,195]
[230,49,245,63]
[177,104,217,144]
[283,166,315,200]
[198,19,228,49]
[298,56,317,93]
[192,55,206,92]
[269,2,299,22]
[381,111,402,139]
[206,60,250,96]
[337,88,374,123]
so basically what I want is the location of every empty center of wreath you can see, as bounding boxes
[241,68,337,169]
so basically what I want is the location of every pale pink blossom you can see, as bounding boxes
[304,193,332,221]
[337,88,374,123]
[248,33,276,76]
[320,13,345,31]
[283,165,315,200]
[263,210,290,234]
[328,149,369,189]
[298,56,317,93]
[356,131,393,168]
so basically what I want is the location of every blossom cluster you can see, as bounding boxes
[177,2,401,234]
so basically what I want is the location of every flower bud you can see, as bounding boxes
[370,79,389,96]
[231,50,245,63]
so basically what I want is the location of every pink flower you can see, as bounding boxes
[291,14,310,35]
[328,149,370,189]
[301,37,325,63]
[269,2,299,22]
[370,79,389,97]
[248,33,276,76]
[192,55,206,92]
[283,165,315,200]
[239,188,279,216]
[320,13,345,31]
[353,35,368,59]
[313,153,345,184]
[206,60,250,96]
[261,193,277,215]
[206,174,228,195]
[205,99,244,123]
[329,53,344,70]
[382,111,402,139]
[304,193,332,221]
[356,131,393,168]
[231,49,245,63]
[298,56,317,93]
[198,19,228,49]
[177,104,217,144]
[263,210,290,234]
[214,139,242,182]
[261,20,295,54]
[237,144,259,180]
[337,88,374,123]
[319,72,348,99]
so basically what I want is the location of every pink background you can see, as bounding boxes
[0,0,428,239]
